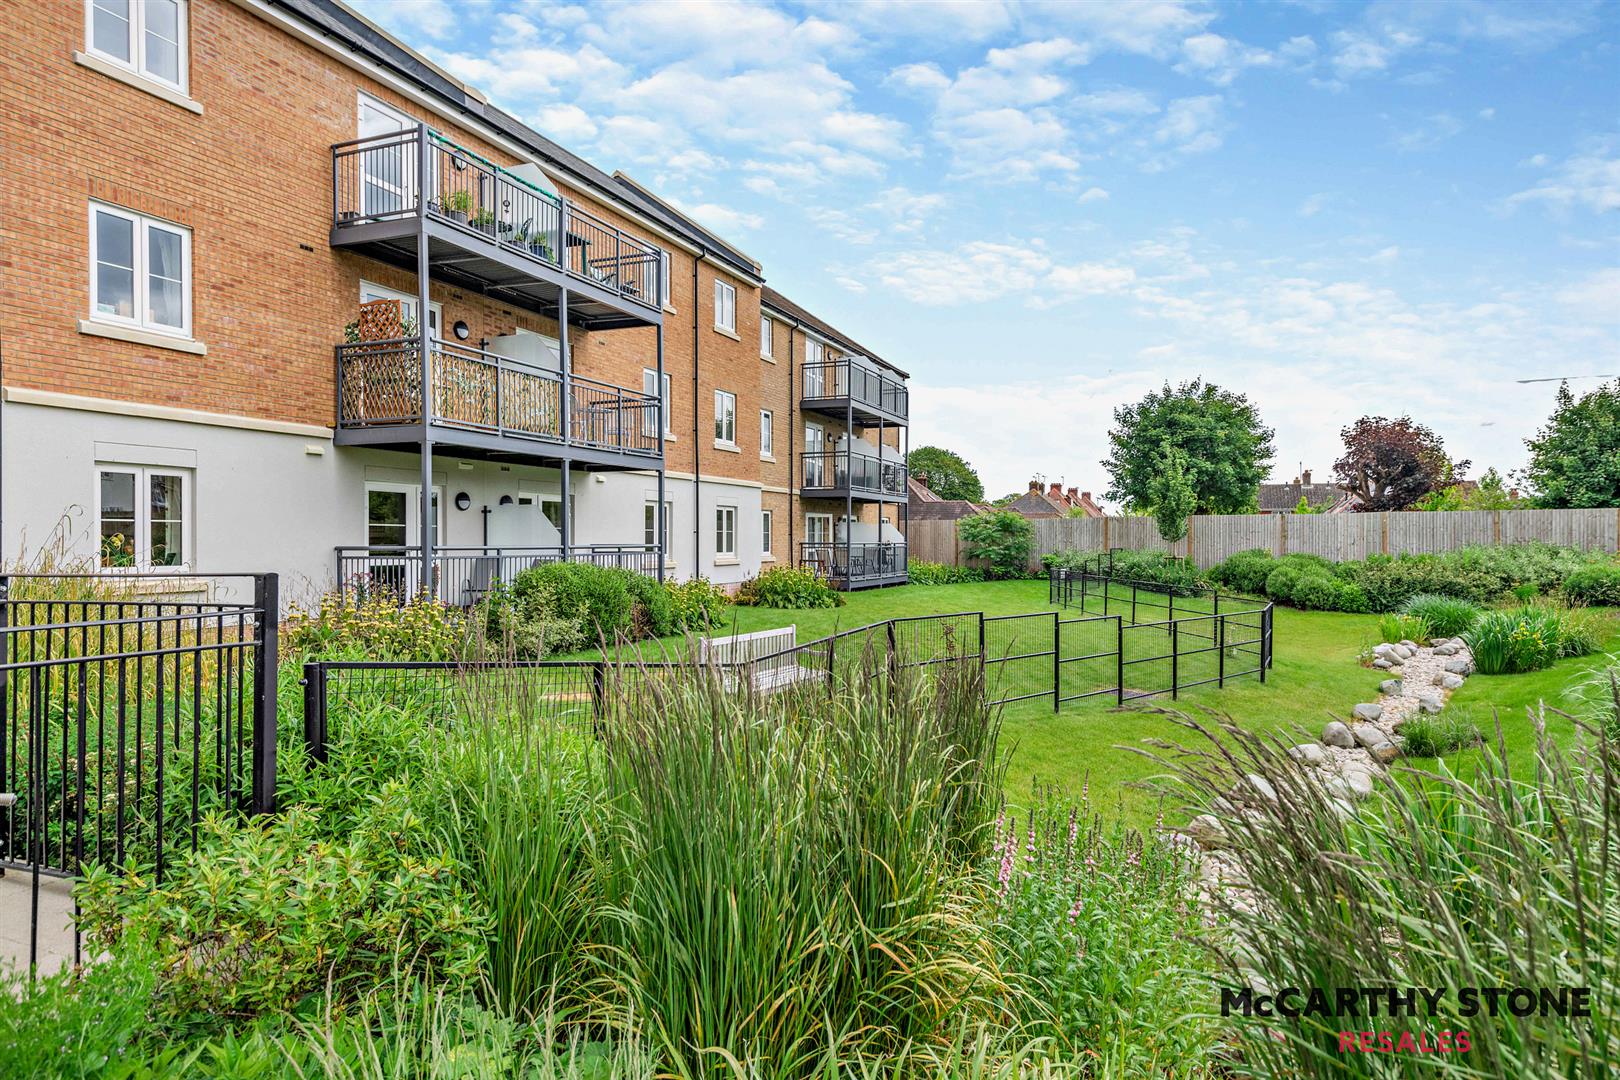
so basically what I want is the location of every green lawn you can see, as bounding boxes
[598,580,1619,827]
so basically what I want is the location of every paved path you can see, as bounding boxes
[0,870,78,978]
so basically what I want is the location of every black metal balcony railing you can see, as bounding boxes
[800,449,908,498]
[332,126,661,311]
[800,542,908,588]
[801,358,908,419]
[336,334,660,457]
[337,544,662,606]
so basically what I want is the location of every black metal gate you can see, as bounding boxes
[0,573,278,974]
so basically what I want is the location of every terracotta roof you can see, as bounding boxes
[907,477,987,520]
[759,286,907,378]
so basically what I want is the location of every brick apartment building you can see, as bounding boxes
[0,0,909,600]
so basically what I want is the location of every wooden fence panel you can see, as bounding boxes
[1498,507,1618,550]
[908,519,957,565]
[1192,514,1276,566]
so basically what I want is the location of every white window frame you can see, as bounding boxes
[805,513,833,546]
[643,368,674,438]
[761,509,773,557]
[658,249,674,310]
[714,389,737,447]
[96,464,193,571]
[715,505,738,560]
[644,499,672,553]
[760,409,774,458]
[803,338,826,397]
[89,201,193,338]
[85,0,188,93]
[360,280,442,338]
[364,480,444,548]
[760,317,773,359]
[714,279,737,333]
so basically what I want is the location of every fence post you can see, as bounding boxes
[1260,607,1271,682]
[591,660,607,724]
[1170,620,1179,700]
[1131,584,1137,624]
[1115,615,1124,705]
[1051,612,1059,713]
[302,663,328,765]
[251,573,279,815]
[1217,615,1226,688]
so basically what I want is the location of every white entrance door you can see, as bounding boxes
[360,280,442,339]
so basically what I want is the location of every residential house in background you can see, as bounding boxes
[1257,470,1358,514]
[1007,480,1104,519]
[0,0,907,598]
[907,476,989,524]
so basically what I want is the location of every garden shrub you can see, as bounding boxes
[907,559,984,585]
[1398,712,1482,757]
[1555,604,1607,658]
[1564,562,1620,607]
[1400,593,1481,638]
[665,576,731,631]
[1566,658,1620,743]
[286,592,470,660]
[958,510,1034,579]
[734,564,845,608]
[475,578,587,658]
[0,937,162,1077]
[78,789,485,1031]
[1264,562,1366,612]
[1206,548,1276,595]
[511,562,635,642]
[624,569,675,639]
[1104,549,1209,595]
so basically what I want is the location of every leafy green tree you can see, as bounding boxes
[1294,495,1321,515]
[907,446,985,502]
[1415,466,1518,511]
[1521,381,1620,508]
[1149,444,1197,542]
[958,510,1034,579]
[1102,380,1274,514]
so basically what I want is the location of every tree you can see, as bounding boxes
[907,446,984,502]
[1414,466,1518,511]
[1520,380,1620,508]
[1102,380,1274,515]
[958,510,1034,579]
[1333,416,1468,512]
[1149,444,1197,542]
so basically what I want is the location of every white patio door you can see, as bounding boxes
[365,482,442,596]
[357,93,417,218]
[804,423,826,487]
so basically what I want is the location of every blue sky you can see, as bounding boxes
[357,0,1619,502]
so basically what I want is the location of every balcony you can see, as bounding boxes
[800,448,908,503]
[800,542,908,590]
[801,357,908,424]
[337,544,661,606]
[332,126,660,330]
[335,333,661,466]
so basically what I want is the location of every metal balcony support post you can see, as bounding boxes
[561,462,572,562]
[656,320,666,583]
[559,287,571,445]
[416,123,435,596]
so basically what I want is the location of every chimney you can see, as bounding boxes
[1081,491,1091,502]
[1048,482,1062,499]
[1301,469,1312,485]
[1066,486,1078,502]
[1028,479,1040,492]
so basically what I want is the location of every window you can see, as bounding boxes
[658,249,673,308]
[365,482,443,548]
[643,368,673,437]
[87,0,187,90]
[714,390,736,446]
[98,465,189,569]
[644,500,672,553]
[761,317,773,358]
[761,510,773,557]
[803,338,826,397]
[715,505,737,559]
[760,410,773,457]
[805,513,833,545]
[803,423,826,487]
[714,279,736,333]
[90,202,191,336]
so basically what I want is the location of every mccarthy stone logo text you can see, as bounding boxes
[1221,985,1593,1019]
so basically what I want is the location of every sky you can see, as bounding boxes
[356,0,1620,504]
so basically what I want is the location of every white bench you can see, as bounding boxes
[697,625,820,693]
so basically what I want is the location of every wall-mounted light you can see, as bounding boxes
[498,495,514,506]
[454,491,472,512]
[453,320,471,341]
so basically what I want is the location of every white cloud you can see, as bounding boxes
[1364,245,1401,264]
[1506,137,1620,213]
[1076,187,1110,204]
[1556,268,1620,318]
[351,0,455,37]
[676,201,765,235]
[1392,112,1464,151]
[873,241,1134,306]
[1142,95,1226,170]
[1035,0,1213,58]
[1298,192,1331,217]
[1176,33,1275,85]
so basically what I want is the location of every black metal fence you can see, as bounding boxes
[0,573,278,974]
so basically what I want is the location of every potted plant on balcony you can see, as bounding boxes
[514,219,552,261]
[442,190,472,225]
[470,208,497,234]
